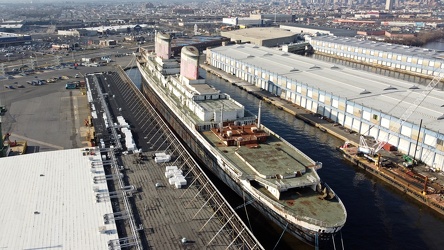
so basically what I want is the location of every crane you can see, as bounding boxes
[358,70,444,157]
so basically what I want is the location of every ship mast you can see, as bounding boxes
[219,104,224,129]
[257,101,262,129]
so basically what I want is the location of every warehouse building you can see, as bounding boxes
[222,17,265,28]
[307,36,444,80]
[206,44,444,170]
[57,29,80,37]
[0,32,31,47]
[280,24,357,37]
[0,149,119,248]
[220,27,297,47]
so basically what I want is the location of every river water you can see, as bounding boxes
[126,53,444,249]
[424,39,444,51]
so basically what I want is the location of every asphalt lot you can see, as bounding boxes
[0,44,145,74]
[0,54,135,153]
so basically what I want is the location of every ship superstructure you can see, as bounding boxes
[136,32,347,244]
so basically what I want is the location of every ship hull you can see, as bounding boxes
[137,61,337,245]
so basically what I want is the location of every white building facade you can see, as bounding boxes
[308,36,444,82]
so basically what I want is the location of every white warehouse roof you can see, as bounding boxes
[310,36,444,60]
[210,44,444,132]
[0,149,118,249]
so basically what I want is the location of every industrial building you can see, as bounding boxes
[57,29,80,37]
[220,27,297,47]
[170,35,230,56]
[280,24,357,37]
[222,17,265,28]
[0,32,31,47]
[0,23,23,32]
[206,43,444,171]
[79,24,149,36]
[0,149,119,248]
[222,14,294,28]
[308,36,444,80]
[249,14,294,23]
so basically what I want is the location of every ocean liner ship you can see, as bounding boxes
[136,32,347,245]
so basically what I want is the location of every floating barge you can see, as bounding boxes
[338,145,444,215]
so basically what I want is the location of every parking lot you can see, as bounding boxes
[0,54,135,153]
[0,43,145,77]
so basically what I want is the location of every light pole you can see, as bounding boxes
[30,53,38,70]
[72,49,76,64]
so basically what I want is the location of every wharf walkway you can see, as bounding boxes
[201,63,444,217]
[87,68,263,249]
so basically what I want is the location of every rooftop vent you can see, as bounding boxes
[360,89,371,95]
[253,46,259,48]
[331,65,340,69]
[263,53,273,56]
[281,53,289,56]
[409,85,420,89]
[384,85,397,90]
[290,68,299,72]
[237,46,244,48]
[310,65,321,69]
[247,55,254,58]
[438,114,444,120]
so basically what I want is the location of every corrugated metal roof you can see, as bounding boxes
[210,44,444,132]
[221,27,296,40]
[0,149,117,249]
[312,36,444,59]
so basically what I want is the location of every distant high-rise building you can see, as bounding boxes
[385,0,394,11]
